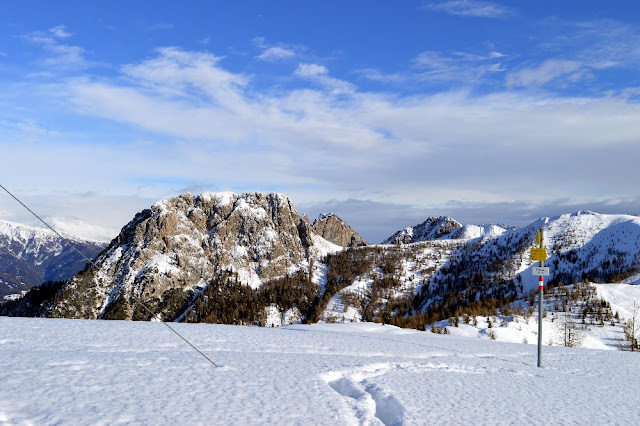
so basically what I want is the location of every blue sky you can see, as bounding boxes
[1,1,639,243]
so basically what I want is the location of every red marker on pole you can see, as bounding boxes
[539,276,544,290]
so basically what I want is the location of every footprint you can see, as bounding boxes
[323,363,405,426]
[364,383,404,426]
[329,377,367,400]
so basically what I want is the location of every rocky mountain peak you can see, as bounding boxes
[384,216,463,244]
[48,191,328,320]
[311,213,367,248]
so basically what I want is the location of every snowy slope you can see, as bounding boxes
[593,283,640,319]
[438,282,637,351]
[1,317,640,425]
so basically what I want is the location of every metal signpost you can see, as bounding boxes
[531,229,548,368]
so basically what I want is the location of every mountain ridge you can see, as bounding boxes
[0,220,107,299]
[3,191,640,334]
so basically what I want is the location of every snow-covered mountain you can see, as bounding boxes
[0,220,107,298]
[383,216,514,244]
[383,216,464,244]
[46,192,344,321]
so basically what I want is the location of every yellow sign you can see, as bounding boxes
[530,248,548,261]
[535,231,542,247]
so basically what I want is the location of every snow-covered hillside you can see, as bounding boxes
[1,316,639,425]
[319,212,640,326]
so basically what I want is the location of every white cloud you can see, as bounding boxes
[422,0,513,18]
[252,37,268,49]
[498,20,640,90]
[410,49,507,83]
[527,19,640,84]
[49,25,72,39]
[294,63,328,78]
[63,51,640,201]
[252,37,301,63]
[257,46,295,62]
[572,20,640,66]
[22,27,91,71]
[506,59,584,87]
[360,49,506,85]
[44,43,89,69]
[121,47,249,112]
[414,51,452,70]
[357,68,407,84]
[293,63,355,94]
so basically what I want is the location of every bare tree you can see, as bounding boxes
[556,309,584,348]
[622,300,640,352]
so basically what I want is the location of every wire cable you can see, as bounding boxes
[0,183,220,367]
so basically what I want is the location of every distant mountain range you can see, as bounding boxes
[383,216,514,244]
[2,193,639,330]
[0,220,108,299]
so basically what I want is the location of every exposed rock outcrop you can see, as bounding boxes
[311,213,367,248]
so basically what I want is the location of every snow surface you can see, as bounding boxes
[455,223,507,240]
[313,212,335,225]
[1,317,640,425]
[310,233,343,258]
[594,284,640,320]
[199,191,236,207]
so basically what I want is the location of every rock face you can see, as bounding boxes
[311,213,367,248]
[49,192,328,320]
[383,216,462,244]
[0,220,106,299]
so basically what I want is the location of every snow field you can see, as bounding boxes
[2,317,640,425]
